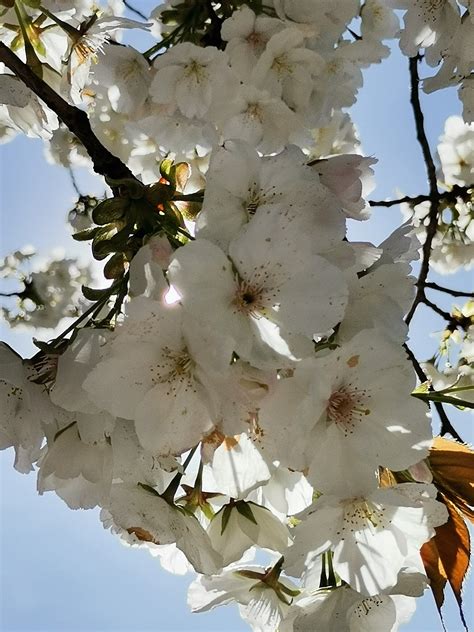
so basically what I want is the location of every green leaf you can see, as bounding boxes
[412,381,431,395]
[160,158,174,181]
[173,162,190,192]
[439,384,474,395]
[235,501,258,525]
[412,390,474,410]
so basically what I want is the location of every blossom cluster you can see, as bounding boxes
[393,0,474,122]
[403,115,474,274]
[1,1,473,630]
[0,247,91,329]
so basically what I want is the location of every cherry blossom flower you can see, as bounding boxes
[391,0,460,65]
[207,501,292,567]
[168,229,348,368]
[255,329,432,488]
[83,299,232,456]
[285,483,448,595]
[189,558,300,632]
[150,42,233,119]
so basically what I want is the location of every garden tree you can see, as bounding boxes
[0,1,473,630]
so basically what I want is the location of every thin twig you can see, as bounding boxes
[123,0,148,21]
[162,445,199,504]
[405,56,442,326]
[369,184,472,208]
[424,282,474,298]
[67,166,82,197]
[0,43,135,181]
[404,344,463,441]
[421,296,452,322]
[52,280,121,346]
[403,343,428,383]
[434,401,463,442]
[369,194,431,208]
[347,27,362,40]
[0,291,20,298]
[421,295,472,331]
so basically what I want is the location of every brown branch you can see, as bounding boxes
[0,42,135,182]
[123,0,148,21]
[369,184,473,209]
[369,194,431,208]
[405,56,442,326]
[421,296,452,322]
[434,401,463,442]
[424,282,474,298]
[403,343,428,383]
[421,295,473,331]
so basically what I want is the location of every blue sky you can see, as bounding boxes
[0,23,473,632]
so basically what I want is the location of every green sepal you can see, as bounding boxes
[237,569,265,581]
[10,32,24,51]
[235,501,258,525]
[220,504,233,535]
[279,584,301,597]
[177,200,201,220]
[200,502,215,521]
[137,482,161,497]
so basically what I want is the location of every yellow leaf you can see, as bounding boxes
[421,493,470,630]
[429,437,474,521]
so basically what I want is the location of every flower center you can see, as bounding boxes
[245,30,266,51]
[233,278,265,317]
[342,498,388,533]
[74,40,97,65]
[246,102,263,122]
[272,54,292,76]
[245,185,262,217]
[154,346,195,387]
[185,60,207,83]
[326,385,370,434]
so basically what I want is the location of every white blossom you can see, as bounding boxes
[150,42,234,120]
[285,483,448,596]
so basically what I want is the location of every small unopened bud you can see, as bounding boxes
[408,460,433,483]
